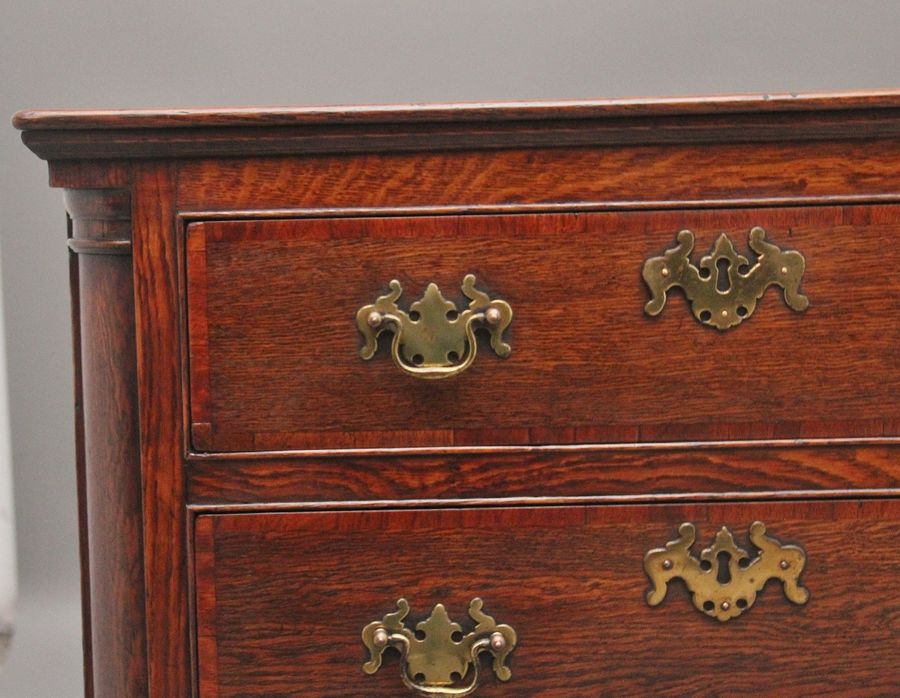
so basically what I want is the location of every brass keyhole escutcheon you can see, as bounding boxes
[644,521,809,621]
[642,227,808,329]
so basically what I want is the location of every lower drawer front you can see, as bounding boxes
[194,500,900,696]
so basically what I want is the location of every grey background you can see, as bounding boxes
[1,1,899,695]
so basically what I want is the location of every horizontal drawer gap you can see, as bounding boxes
[187,488,900,516]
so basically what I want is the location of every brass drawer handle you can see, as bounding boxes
[642,227,808,329]
[357,275,512,379]
[362,598,517,696]
[644,521,809,621]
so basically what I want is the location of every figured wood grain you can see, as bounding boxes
[66,189,147,698]
[194,499,900,697]
[187,205,900,451]
[18,93,900,698]
[185,445,900,506]
[176,139,900,212]
[132,164,190,697]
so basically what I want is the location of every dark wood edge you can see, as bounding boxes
[68,215,94,698]
[186,505,203,698]
[48,161,132,189]
[175,194,900,222]
[14,89,900,130]
[63,188,131,221]
[67,239,133,255]
[18,105,900,160]
[183,222,211,450]
[175,209,195,479]
[184,436,900,462]
[185,489,900,514]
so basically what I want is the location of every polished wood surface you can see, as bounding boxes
[68,211,93,698]
[176,139,900,212]
[132,164,192,696]
[16,91,900,161]
[195,499,900,697]
[16,92,900,696]
[16,90,900,130]
[186,444,900,506]
[187,206,900,451]
[65,188,147,698]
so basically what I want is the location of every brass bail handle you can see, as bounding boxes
[356,275,512,379]
[362,598,517,697]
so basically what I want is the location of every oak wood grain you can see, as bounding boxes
[185,445,900,506]
[194,499,900,697]
[18,93,900,697]
[176,139,900,213]
[66,189,147,698]
[132,164,190,697]
[186,206,900,451]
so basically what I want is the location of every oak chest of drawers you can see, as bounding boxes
[15,92,900,696]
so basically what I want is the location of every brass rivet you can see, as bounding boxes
[373,628,389,647]
[661,267,670,277]
[484,307,502,326]
[366,311,383,328]
[662,559,673,570]
[721,601,731,611]
[490,632,506,651]
[781,266,788,274]
[779,560,790,570]
[721,310,728,317]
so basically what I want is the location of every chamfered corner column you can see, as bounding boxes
[65,188,148,698]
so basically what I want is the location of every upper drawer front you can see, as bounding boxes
[186,205,900,452]
[194,500,900,696]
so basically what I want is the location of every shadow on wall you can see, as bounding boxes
[0,254,15,667]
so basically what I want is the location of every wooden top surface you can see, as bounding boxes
[14,89,900,131]
[16,90,900,161]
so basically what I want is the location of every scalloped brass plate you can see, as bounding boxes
[357,275,512,379]
[644,521,809,621]
[642,227,808,329]
[362,598,516,696]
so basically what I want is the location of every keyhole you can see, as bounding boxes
[716,551,732,584]
[716,258,731,292]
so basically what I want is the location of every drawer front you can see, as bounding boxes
[186,205,900,452]
[194,500,900,696]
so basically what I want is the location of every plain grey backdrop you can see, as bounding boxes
[1,1,899,695]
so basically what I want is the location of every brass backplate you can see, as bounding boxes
[363,598,516,696]
[643,227,808,329]
[644,522,809,621]
[357,275,512,379]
